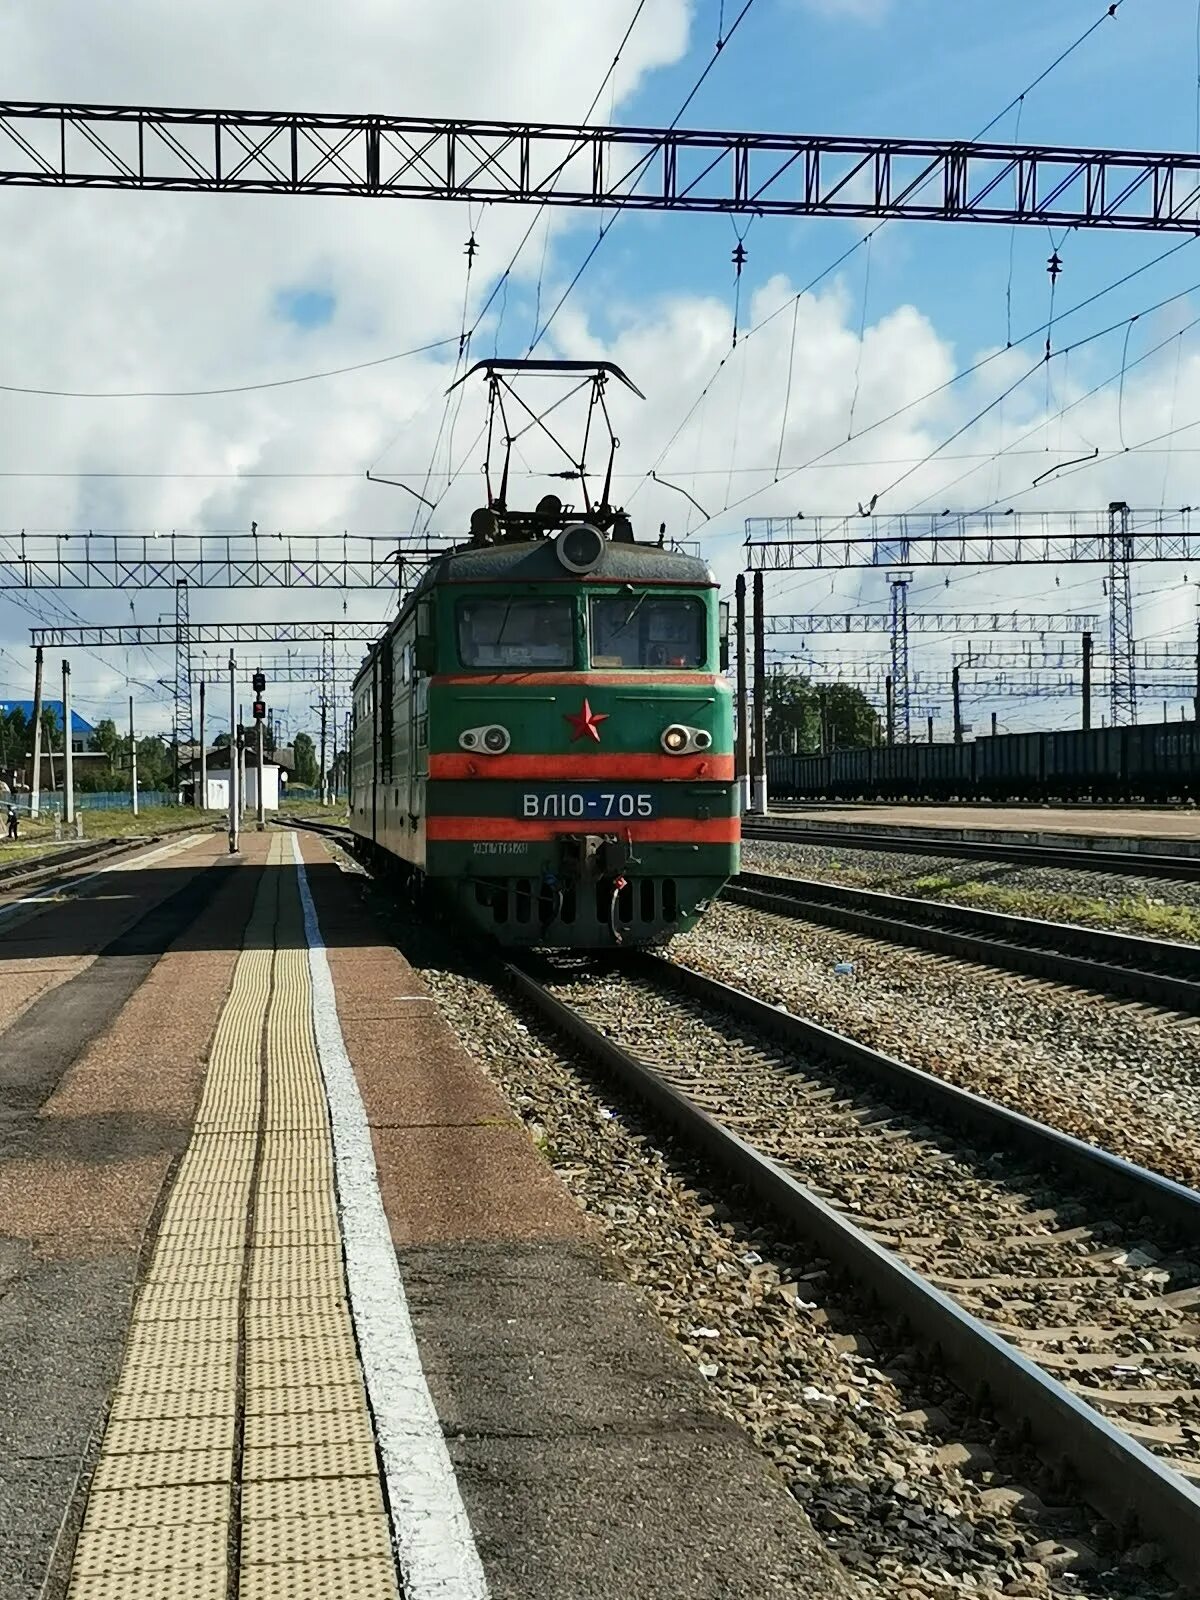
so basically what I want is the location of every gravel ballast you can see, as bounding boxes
[742,841,1200,945]
[402,930,1184,1599]
[677,900,1200,1191]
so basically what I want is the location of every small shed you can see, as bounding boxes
[205,763,281,812]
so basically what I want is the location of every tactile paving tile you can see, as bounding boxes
[242,1437,381,1483]
[102,1412,235,1457]
[69,1520,227,1576]
[241,1475,385,1522]
[242,1513,393,1567]
[108,1385,235,1423]
[82,1483,230,1530]
[244,1343,363,1391]
[243,1403,375,1453]
[66,1560,228,1600]
[246,1307,356,1345]
[240,1556,400,1600]
[244,1381,364,1420]
[91,1446,233,1493]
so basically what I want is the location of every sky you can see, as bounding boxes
[2,0,1200,745]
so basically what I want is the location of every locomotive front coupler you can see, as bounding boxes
[558,833,639,882]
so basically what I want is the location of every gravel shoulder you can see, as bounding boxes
[742,841,1200,945]
[674,901,1200,1190]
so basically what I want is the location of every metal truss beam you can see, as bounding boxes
[5,102,1200,231]
[0,534,445,589]
[956,644,1194,669]
[746,510,1200,569]
[29,620,384,648]
[779,665,1194,695]
[766,611,1101,635]
[194,657,359,684]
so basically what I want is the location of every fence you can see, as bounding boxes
[20,790,179,814]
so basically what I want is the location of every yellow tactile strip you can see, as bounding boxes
[67,835,400,1599]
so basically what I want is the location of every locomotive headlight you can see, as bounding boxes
[662,725,689,753]
[693,730,712,749]
[461,723,511,754]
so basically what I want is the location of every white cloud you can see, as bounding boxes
[0,0,1195,742]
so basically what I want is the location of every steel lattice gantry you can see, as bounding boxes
[0,534,446,589]
[765,611,1102,635]
[193,657,360,684]
[29,620,385,647]
[6,102,1200,231]
[745,510,1200,569]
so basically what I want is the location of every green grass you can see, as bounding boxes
[277,798,349,820]
[907,874,1200,943]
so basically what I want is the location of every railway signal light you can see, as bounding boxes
[252,671,266,694]
[252,699,266,721]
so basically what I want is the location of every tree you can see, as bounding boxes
[135,736,172,790]
[212,731,231,749]
[765,672,878,754]
[293,732,318,787]
[89,718,122,761]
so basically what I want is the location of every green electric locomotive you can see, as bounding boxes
[347,360,739,948]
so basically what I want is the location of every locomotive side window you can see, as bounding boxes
[590,595,706,669]
[457,597,574,669]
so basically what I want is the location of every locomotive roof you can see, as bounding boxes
[353,535,717,689]
[418,536,715,589]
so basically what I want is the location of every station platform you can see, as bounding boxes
[0,827,851,1600]
[764,803,1200,856]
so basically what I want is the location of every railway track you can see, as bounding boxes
[0,834,169,896]
[502,951,1200,1580]
[726,868,1200,1017]
[742,820,1200,883]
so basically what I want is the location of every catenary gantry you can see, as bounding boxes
[5,101,1200,231]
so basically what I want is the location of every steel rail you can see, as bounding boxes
[742,820,1200,881]
[727,868,1200,1015]
[0,835,152,893]
[502,952,1200,1576]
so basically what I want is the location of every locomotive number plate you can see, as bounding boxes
[521,788,656,820]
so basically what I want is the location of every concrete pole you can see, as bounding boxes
[129,696,138,817]
[734,574,750,813]
[228,654,239,854]
[750,570,768,815]
[198,680,207,809]
[61,660,75,828]
[991,711,999,736]
[1194,617,1200,723]
[319,695,329,806]
[1082,631,1093,731]
[927,714,934,744]
[952,665,963,744]
[30,646,43,819]
[256,716,265,831]
[238,705,247,821]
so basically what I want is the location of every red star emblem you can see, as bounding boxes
[564,697,608,743]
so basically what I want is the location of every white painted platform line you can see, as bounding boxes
[291,832,490,1600]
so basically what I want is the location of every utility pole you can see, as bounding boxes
[927,714,934,744]
[1081,631,1093,731]
[991,711,999,736]
[751,570,768,814]
[734,574,750,812]
[1194,614,1200,723]
[885,675,895,747]
[952,664,962,744]
[61,659,75,829]
[198,680,207,809]
[238,705,247,821]
[227,654,239,854]
[129,696,138,816]
[30,646,44,819]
